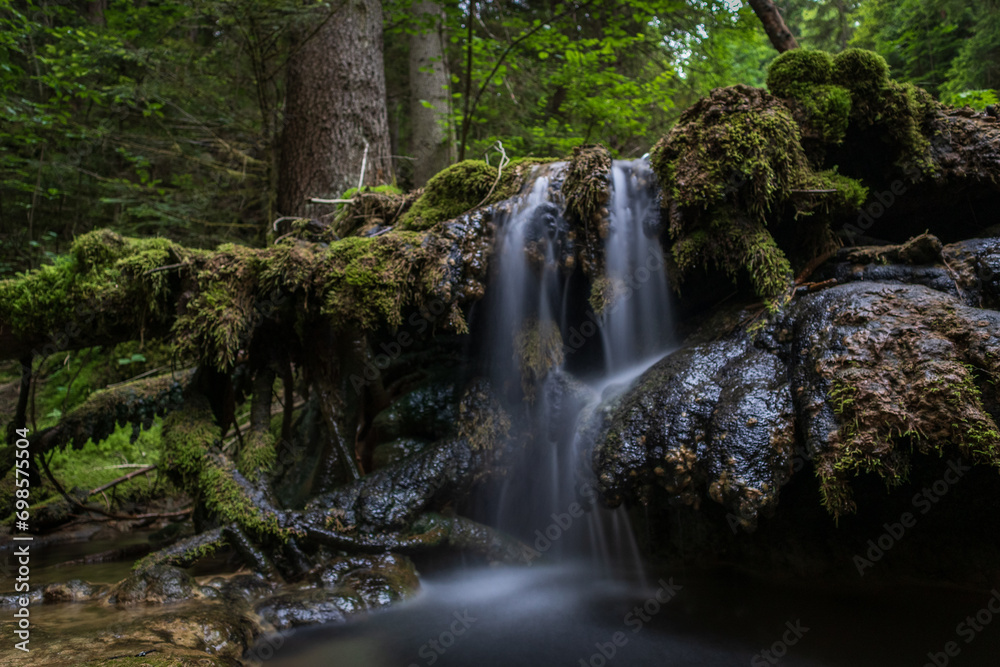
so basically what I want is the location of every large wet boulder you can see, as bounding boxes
[594,235,1000,528]
[592,334,796,530]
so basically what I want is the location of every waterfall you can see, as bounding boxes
[482,159,675,572]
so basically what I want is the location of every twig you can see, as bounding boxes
[143,263,185,276]
[794,249,837,285]
[357,138,370,190]
[272,215,300,232]
[89,465,157,496]
[309,197,356,204]
[790,189,838,194]
[477,141,510,207]
[105,366,169,389]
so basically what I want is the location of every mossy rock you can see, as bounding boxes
[832,48,890,97]
[767,49,835,97]
[767,50,851,144]
[398,158,558,231]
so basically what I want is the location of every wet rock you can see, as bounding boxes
[593,332,796,530]
[42,579,104,603]
[785,281,1000,515]
[255,553,418,631]
[108,564,199,607]
[595,256,1000,525]
[943,236,1000,309]
[371,437,432,470]
[253,589,363,630]
[203,573,276,604]
[371,380,458,443]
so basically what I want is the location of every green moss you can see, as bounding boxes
[513,318,565,398]
[237,430,276,481]
[199,460,286,540]
[161,398,219,486]
[398,158,557,231]
[831,48,890,97]
[767,50,851,144]
[563,144,612,224]
[651,86,808,218]
[672,212,792,301]
[398,160,499,231]
[0,231,189,343]
[767,49,835,97]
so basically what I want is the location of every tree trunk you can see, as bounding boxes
[409,0,454,187]
[278,0,394,217]
[748,0,799,53]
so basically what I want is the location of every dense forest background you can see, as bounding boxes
[0,0,998,520]
[1,0,997,274]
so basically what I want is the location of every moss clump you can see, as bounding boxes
[398,158,557,231]
[768,50,835,95]
[829,49,939,174]
[652,85,807,218]
[563,144,611,224]
[831,48,890,97]
[199,459,286,540]
[513,318,565,398]
[0,230,188,344]
[161,397,218,486]
[238,430,276,480]
[33,372,189,455]
[767,50,851,144]
[672,212,792,301]
[398,160,500,231]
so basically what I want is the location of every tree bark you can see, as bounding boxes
[748,0,799,53]
[278,0,394,217]
[409,0,454,187]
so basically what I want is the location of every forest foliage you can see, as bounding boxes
[2,0,995,277]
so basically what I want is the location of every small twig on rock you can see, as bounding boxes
[477,140,510,208]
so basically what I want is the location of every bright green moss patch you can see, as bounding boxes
[831,48,890,97]
[767,50,851,144]
[768,49,835,96]
[238,430,276,480]
[200,461,286,540]
[398,160,499,231]
[0,230,190,343]
[161,398,219,486]
[398,158,557,231]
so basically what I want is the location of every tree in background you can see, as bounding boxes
[407,0,454,186]
[851,0,998,107]
[278,0,394,216]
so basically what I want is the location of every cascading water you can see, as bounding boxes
[267,162,779,667]
[479,159,674,573]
